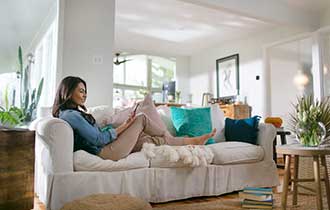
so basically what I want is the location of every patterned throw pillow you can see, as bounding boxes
[170,107,215,145]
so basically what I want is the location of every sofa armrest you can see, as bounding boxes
[36,117,74,174]
[257,123,276,162]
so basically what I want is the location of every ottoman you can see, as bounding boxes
[60,194,153,210]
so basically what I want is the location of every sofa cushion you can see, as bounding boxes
[207,142,264,165]
[170,107,215,144]
[73,150,149,172]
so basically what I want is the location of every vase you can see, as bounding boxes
[296,121,326,147]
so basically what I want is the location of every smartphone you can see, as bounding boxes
[133,103,140,114]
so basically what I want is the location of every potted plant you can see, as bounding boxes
[0,46,44,128]
[0,46,44,210]
[289,95,330,146]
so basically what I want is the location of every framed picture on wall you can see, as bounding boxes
[216,54,239,98]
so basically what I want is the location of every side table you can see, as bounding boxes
[273,129,291,168]
[0,129,35,210]
[276,144,330,210]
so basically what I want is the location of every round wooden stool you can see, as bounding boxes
[60,194,152,210]
[277,143,330,210]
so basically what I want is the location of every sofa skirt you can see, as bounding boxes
[44,160,279,210]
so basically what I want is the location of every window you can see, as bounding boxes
[31,19,57,107]
[0,73,19,108]
[0,20,57,109]
[113,55,175,107]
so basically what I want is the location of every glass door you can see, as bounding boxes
[268,37,313,129]
[323,32,330,97]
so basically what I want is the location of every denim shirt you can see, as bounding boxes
[59,109,117,155]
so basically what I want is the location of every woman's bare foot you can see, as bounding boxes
[184,128,217,145]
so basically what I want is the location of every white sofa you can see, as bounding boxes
[35,107,279,210]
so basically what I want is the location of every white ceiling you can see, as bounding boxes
[115,0,275,56]
[114,0,329,56]
[279,0,330,13]
[0,0,329,73]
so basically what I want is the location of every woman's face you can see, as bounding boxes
[71,82,87,106]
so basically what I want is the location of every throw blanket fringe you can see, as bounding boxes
[141,143,214,167]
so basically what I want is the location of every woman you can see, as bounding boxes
[52,76,216,161]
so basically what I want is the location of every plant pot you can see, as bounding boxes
[0,129,35,210]
[296,121,326,147]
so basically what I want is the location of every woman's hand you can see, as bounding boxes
[115,111,137,135]
[125,111,136,125]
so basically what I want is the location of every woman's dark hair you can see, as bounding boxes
[52,76,95,124]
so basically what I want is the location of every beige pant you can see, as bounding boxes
[99,113,184,161]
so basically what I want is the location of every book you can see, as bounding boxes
[243,187,273,195]
[239,192,273,201]
[243,199,273,206]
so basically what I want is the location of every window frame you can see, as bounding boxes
[113,55,175,102]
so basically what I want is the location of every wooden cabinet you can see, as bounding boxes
[219,104,251,119]
[0,130,35,210]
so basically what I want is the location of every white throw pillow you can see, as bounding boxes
[157,105,177,136]
[102,94,169,130]
[88,105,114,127]
[106,107,133,127]
[209,104,225,142]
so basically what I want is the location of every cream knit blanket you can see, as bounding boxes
[141,143,214,167]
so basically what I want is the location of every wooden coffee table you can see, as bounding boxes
[277,143,330,210]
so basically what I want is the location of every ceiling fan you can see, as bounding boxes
[113,53,132,65]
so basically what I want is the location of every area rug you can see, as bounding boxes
[152,192,327,210]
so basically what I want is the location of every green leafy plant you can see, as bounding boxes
[0,46,44,128]
[289,95,330,146]
[18,46,44,123]
[0,86,24,127]
[0,106,24,128]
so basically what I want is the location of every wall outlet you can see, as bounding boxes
[92,55,103,64]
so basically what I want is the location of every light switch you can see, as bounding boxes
[92,55,103,64]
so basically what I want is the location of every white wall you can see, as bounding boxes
[57,0,115,107]
[175,56,190,103]
[321,7,330,27]
[189,27,310,116]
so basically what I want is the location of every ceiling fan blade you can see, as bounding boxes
[113,59,133,65]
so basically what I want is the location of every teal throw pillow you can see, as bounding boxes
[225,116,261,145]
[170,107,215,145]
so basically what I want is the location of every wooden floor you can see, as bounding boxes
[33,158,286,210]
